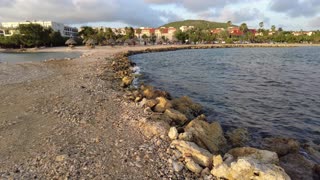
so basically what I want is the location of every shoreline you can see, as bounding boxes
[0,45,319,179]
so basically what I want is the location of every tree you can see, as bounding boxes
[259,22,264,29]
[174,30,188,43]
[18,23,51,47]
[136,28,142,39]
[271,25,276,32]
[49,31,65,46]
[278,27,283,32]
[239,23,248,33]
[227,21,232,27]
[79,26,96,41]
[125,27,135,39]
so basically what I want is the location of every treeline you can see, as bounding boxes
[0,24,72,48]
[174,23,320,44]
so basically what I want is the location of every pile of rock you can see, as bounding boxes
[111,50,320,180]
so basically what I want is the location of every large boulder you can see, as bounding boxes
[211,157,291,180]
[171,140,213,167]
[185,116,227,153]
[164,108,188,125]
[121,76,133,88]
[262,137,300,157]
[168,127,179,140]
[280,153,317,180]
[226,128,249,147]
[228,147,279,164]
[171,96,202,120]
[153,97,172,113]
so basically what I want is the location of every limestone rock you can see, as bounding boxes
[140,120,170,138]
[171,140,213,167]
[171,96,203,120]
[55,155,68,162]
[172,161,184,172]
[121,76,133,88]
[164,108,188,125]
[178,132,193,142]
[168,127,179,140]
[145,99,158,108]
[185,117,227,153]
[154,97,172,113]
[226,128,249,147]
[185,158,203,174]
[262,137,300,157]
[211,158,291,180]
[213,155,223,167]
[280,153,316,180]
[228,147,279,164]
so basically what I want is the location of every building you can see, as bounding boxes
[292,31,313,36]
[0,21,78,37]
[179,26,194,32]
[135,27,177,41]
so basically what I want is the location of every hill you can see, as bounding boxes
[160,20,233,30]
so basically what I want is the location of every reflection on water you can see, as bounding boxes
[131,47,320,145]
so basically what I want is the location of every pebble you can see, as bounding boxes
[172,161,184,172]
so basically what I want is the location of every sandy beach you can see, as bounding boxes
[0,44,319,179]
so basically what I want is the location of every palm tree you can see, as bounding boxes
[271,25,276,32]
[259,22,264,29]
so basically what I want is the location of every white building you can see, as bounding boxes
[0,21,78,37]
[179,26,194,32]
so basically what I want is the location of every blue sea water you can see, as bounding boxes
[0,51,82,64]
[130,47,320,145]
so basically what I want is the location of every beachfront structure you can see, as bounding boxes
[211,27,257,36]
[292,31,313,36]
[136,27,177,41]
[0,21,78,37]
[180,26,194,32]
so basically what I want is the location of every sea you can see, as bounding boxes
[0,51,82,64]
[130,47,320,145]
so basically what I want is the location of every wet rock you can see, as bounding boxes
[168,127,179,140]
[228,147,279,164]
[211,157,291,180]
[226,128,249,147]
[172,161,184,172]
[185,157,203,174]
[171,140,213,167]
[153,97,172,113]
[185,116,227,153]
[171,96,202,120]
[280,153,316,180]
[164,108,188,125]
[263,137,300,157]
[201,167,211,177]
[178,132,193,142]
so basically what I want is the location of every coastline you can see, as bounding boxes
[0,45,319,179]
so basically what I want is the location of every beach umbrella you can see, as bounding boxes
[65,38,77,46]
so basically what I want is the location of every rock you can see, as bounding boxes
[228,147,279,164]
[185,158,203,174]
[185,117,227,153]
[55,155,68,162]
[145,99,158,108]
[142,86,155,99]
[201,167,211,177]
[172,161,184,172]
[164,108,188,125]
[178,132,193,142]
[153,97,172,113]
[313,164,320,180]
[213,155,223,167]
[121,76,133,88]
[168,127,179,140]
[226,128,249,147]
[211,157,291,180]
[280,153,316,180]
[171,96,202,120]
[171,140,213,167]
[263,137,300,156]
[140,120,170,138]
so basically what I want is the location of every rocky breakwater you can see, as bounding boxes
[111,49,319,180]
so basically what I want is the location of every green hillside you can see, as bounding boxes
[161,20,233,30]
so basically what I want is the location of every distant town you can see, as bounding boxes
[0,20,320,48]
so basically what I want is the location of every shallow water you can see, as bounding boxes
[130,47,320,145]
[0,51,82,64]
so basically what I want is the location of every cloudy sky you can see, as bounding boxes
[0,0,320,30]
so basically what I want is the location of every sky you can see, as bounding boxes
[0,0,320,30]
